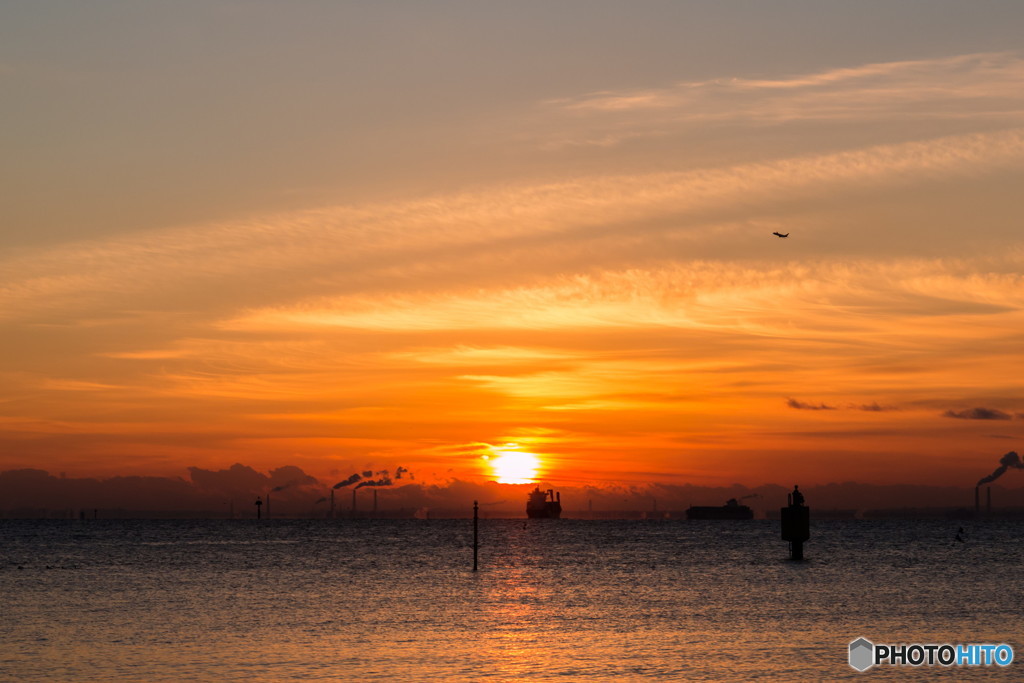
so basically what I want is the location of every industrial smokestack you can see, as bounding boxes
[330,490,335,518]
[975,486,980,516]
[352,488,357,514]
[987,486,992,516]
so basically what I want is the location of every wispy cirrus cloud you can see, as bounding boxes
[226,256,1024,337]
[542,52,1024,147]
[5,127,1024,325]
[392,346,576,366]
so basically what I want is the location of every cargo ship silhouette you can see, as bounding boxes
[685,497,754,520]
[527,487,562,519]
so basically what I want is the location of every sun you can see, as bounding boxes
[486,445,540,484]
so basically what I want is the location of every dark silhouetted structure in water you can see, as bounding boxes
[472,500,479,571]
[686,498,753,520]
[781,486,809,560]
[527,487,561,519]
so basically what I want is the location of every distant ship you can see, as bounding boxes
[686,498,754,520]
[527,487,562,519]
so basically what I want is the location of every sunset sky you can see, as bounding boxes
[4,2,1024,492]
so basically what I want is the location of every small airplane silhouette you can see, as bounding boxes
[772,232,789,238]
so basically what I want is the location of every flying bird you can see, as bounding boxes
[772,232,789,238]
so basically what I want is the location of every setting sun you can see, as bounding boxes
[487,446,540,484]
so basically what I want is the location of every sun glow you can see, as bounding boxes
[486,444,540,484]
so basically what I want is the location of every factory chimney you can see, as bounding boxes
[987,486,992,517]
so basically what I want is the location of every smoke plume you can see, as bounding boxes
[977,451,1023,486]
[332,473,362,489]
[355,476,393,489]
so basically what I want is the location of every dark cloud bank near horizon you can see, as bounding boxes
[943,407,1015,420]
[3,462,1024,518]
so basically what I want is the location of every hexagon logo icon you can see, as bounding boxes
[849,637,874,672]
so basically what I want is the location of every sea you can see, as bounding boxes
[1,517,1021,681]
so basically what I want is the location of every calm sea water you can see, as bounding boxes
[1,518,1021,681]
